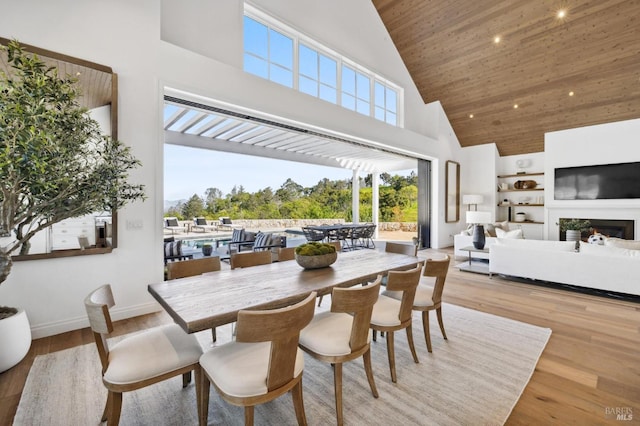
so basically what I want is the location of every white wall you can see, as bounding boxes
[544,118,640,240]
[0,0,460,337]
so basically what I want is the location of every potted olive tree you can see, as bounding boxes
[0,40,145,371]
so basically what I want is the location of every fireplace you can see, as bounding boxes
[559,218,635,241]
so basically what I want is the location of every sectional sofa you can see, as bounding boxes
[489,238,640,297]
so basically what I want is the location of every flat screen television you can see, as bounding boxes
[554,161,640,200]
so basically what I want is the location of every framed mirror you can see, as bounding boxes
[0,38,119,260]
[445,160,460,223]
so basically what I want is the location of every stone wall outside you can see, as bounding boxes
[185,218,417,233]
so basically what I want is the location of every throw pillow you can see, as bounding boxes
[485,223,497,237]
[494,220,510,232]
[495,228,523,239]
[253,232,271,249]
[164,240,182,257]
[231,228,245,242]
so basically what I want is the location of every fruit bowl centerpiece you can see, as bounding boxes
[294,242,338,269]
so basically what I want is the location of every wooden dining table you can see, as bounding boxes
[148,250,419,334]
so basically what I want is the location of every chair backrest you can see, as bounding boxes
[422,255,450,304]
[252,232,272,250]
[385,242,417,256]
[84,284,116,373]
[236,292,316,391]
[331,276,381,352]
[277,246,296,261]
[327,241,342,252]
[195,217,207,226]
[166,256,221,280]
[165,217,179,227]
[386,263,424,323]
[230,250,272,269]
[302,226,325,242]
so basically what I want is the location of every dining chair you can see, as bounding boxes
[166,256,221,280]
[369,263,423,383]
[277,246,296,261]
[410,255,451,352]
[230,250,272,269]
[299,277,382,425]
[384,241,418,256]
[198,292,317,426]
[84,284,203,426]
[166,256,222,342]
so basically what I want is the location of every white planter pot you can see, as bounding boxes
[565,230,582,242]
[0,308,32,373]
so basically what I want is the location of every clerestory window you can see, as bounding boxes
[243,7,401,127]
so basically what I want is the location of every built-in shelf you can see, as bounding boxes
[508,221,544,225]
[497,172,544,178]
[498,188,544,192]
[497,172,545,228]
[498,203,544,207]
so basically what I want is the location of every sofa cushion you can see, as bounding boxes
[495,228,523,239]
[495,238,576,252]
[604,238,640,250]
[486,221,510,237]
[580,241,640,257]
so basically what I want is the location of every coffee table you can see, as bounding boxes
[458,245,490,275]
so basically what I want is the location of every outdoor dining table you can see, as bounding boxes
[148,250,419,334]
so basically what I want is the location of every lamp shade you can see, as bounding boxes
[466,211,492,224]
[462,194,484,205]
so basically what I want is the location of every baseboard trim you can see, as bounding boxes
[30,302,162,339]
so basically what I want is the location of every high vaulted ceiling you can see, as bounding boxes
[373,0,640,156]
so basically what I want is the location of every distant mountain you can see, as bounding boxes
[164,199,186,212]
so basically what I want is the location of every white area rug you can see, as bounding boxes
[14,303,550,425]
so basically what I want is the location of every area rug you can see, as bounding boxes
[14,303,551,425]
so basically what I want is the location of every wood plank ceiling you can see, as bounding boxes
[373,0,640,156]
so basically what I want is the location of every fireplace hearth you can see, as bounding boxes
[559,218,635,241]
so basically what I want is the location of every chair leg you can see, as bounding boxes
[211,327,217,343]
[385,331,397,383]
[292,380,308,426]
[199,372,210,426]
[436,307,448,340]
[406,325,419,364]
[333,363,343,425]
[372,329,377,342]
[107,392,122,426]
[363,348,379,398]
[317,295,324,307]
[422,311,433,353]
[182,371,192,388]
[244,405,255,426]
[195,365,203,424]
[101,391,111,422]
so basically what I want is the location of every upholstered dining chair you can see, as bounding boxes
[230,250,272,269]
[277,246,296,261]
[166,256,221,280]
[384,241,418,256]
[369,263,423,383]
[166,256,222,342]
[84,284,203,426]
[198,292,317,426]
[299,277,382,425]
[410,255,451,352]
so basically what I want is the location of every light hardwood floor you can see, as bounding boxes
[1,247,638,425]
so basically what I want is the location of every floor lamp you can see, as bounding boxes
[466,211,492,249]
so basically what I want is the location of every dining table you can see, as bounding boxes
[148,249,419,334]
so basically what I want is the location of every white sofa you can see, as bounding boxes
[489,239,640,296]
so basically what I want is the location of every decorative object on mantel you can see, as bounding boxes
[466,211,492,249]
[0,40,146,373]
[558,218,592,242]
[294,242,338,269]
[516,158,532,174]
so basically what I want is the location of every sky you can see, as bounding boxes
[163,144,415,202]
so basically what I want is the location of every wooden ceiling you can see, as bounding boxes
[373,0,640,156]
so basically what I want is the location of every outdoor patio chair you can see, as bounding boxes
[302,226,326,242]
[217,216,242,231]
[164,217,186,235]
[192,217,217,233]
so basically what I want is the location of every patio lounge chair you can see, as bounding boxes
[164,217,185,235]
[217,216,242,231]
[192,217,217,233]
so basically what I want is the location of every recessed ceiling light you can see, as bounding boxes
[513,104,519,109]
[557,9,567,19]
[494,36,501,44]
[469,114,474,118]
[569,91,574,96]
